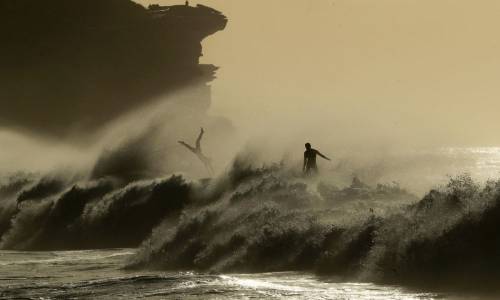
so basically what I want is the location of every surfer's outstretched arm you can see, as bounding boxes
[178,141,196,153]
[317,150,331,161]
[196,127,204,150]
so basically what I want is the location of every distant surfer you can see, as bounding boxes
[303,142,330,175]
[178,127,214,176]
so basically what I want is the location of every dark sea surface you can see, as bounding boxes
[0,249,444,299]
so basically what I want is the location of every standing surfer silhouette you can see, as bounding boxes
[178,127,214,176]
[303,142,330,175]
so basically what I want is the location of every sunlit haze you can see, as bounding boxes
[139,0,500,149]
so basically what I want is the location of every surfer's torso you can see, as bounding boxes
[304,149,319,170]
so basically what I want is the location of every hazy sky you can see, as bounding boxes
[4,0,500,175]
[137,0,500,149]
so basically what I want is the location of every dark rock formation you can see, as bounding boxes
[0,0,227,137]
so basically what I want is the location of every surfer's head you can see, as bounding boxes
[305,143,311,150]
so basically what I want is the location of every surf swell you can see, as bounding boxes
[1,153,500,291]
[128,159,500,291]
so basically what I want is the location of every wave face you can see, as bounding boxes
[0,172,194,250]
[2,154,500,291]
[128,159,500,291]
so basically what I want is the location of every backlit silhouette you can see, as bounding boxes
[303,142,330,175]
[178,128,214,175]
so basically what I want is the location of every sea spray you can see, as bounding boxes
[129,158,417,276]
[129,162,500,291]
[2,156,500,291]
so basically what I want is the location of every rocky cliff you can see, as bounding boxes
[0,0,227,136]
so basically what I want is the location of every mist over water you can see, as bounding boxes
[2,1,500,298]
[1,84,500,296]
[2,148,500,296]
[1,45,500,295]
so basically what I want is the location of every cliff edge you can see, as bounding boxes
[0,0,227,137]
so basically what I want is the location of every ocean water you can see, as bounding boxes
[336,146,500,195]
[2,148,500,299]
[0,249,441,299]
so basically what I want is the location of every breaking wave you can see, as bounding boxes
[1,150,500,292]
[128,158,500,292]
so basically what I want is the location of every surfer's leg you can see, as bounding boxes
[196,128,204,150]
[178,141,196,153]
